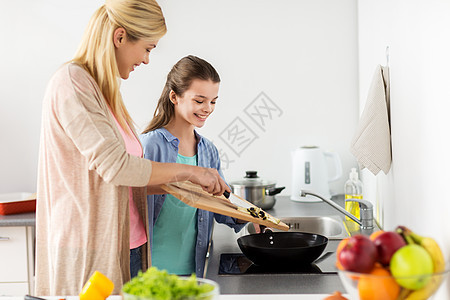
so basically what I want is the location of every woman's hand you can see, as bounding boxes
[189,167,230,196]
[147,162,230,196]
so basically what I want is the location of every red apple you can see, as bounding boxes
[338,234,377,273]
[373,231,406,266]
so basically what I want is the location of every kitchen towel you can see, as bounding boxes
[350,65,391,175]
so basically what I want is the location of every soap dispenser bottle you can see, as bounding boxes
[344,168,363,221]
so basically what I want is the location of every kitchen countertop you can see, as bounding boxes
[0,195,367,298]
[205,195,367,296]
[0,212,35,226]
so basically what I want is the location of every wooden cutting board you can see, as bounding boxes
[161,181,289,231]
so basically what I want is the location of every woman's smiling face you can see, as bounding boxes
[114,28,158,79]
[172,79,220,128]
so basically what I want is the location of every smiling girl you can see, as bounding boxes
[140,55,245,277]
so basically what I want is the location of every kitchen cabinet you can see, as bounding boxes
[0,214,35,296]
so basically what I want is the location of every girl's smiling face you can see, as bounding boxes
[171,79,220,128]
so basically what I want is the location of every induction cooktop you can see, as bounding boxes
[218,252,338,275]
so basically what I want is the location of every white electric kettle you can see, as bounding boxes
[291,146,342,202]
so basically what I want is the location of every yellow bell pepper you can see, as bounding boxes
[79,271,114,300]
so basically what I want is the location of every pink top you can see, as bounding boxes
[110,110,147,249]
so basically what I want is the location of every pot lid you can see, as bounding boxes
[229,171,276,187]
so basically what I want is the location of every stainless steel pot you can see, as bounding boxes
[229,171,285,210]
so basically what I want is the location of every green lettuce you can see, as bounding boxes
[122,267,216,300]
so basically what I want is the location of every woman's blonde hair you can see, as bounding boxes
[142,55,220,134]
[72,0,166,133]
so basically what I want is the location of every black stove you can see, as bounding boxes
[218,252,338,275]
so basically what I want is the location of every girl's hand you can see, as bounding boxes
[253,224,272,233]
[189,167,230,196]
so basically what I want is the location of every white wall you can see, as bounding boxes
[0,1,104,193]
[0,0,359,197]
[358,1,450,298]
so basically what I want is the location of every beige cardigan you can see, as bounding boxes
[35,63,153,295]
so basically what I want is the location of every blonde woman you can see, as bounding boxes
[35,0,229,296]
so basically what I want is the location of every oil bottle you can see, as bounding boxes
[344,168,363,221]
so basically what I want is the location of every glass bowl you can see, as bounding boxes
[122,276,220,300]
[338,267,449,300]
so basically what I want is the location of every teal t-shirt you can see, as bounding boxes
[151,154,198,275]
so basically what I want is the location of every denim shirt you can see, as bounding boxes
[139,128,244,277]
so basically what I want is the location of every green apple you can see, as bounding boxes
[390,244,433,290]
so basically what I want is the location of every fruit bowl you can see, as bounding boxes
[122,268,220,300]
[338,266,449,300]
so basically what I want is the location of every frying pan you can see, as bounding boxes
[237,232,328,267]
